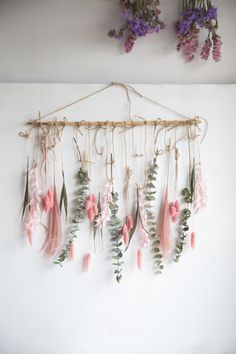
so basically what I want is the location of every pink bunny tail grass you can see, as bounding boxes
[89,193,97,203]
[191,232,196,250]
[126,215,133,231]
[69,243,75,260]
[169,201,180,222]
[137,248,142,270]
[84,253,91,272]
[86,194,98,221]
[42,185,62,257]
[87,208,95,222]
[27,228,33,246]
[195,165,208,213]
[160,187,172,259]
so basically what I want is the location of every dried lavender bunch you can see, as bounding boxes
[108,0,165,53]
[176,0,222,62]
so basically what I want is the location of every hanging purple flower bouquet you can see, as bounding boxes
[176,0,222,62]
[108,0,166,53]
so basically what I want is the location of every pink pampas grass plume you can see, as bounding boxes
[84,253,91,272]
[160,187,172,258]
[42,184,62,256]
[137,248,142,270]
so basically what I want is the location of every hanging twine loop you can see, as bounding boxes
[19,83,203,134]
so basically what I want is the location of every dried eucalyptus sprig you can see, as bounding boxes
[109,191,124,283]
[54,167,89,266]
[145,153,164,273]
[173,208,191,262]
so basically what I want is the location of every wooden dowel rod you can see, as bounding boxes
[27,117,201,128]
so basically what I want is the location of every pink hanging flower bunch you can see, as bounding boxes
[169,200,181,222]
[176,0,222,62]
[24,167,42,245]
[85,194,99,222]
[108,0,165,53]
[121,215,133,246]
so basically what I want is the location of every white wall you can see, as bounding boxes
[0,84,236,354]
[0,0,236,84]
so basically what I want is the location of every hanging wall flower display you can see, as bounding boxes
[176,0,222,62]
[19,83,208,283]
[108,0,165,53]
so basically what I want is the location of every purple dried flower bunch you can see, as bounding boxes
[176,0,222,62]
[108,0,166,53]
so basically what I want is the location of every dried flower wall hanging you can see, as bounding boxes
[176,0,222,62]
[19,83,208,281]
[108,0,165,53]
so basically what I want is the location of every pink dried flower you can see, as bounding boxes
[85,194,98,222]
[27,228,33,246]
[137,248,142,270]
[191,231,196,249]
[212,34,222,62]
[200,37,212,60]
[194,165,208,213]
[123,231,129,246]
[24,167,42,245]
[89,193,97,203]
[87,208,95,222]
[126,215,133,231]
[125,32,137,53]
[122,224,128,235]
[84,253,91,272]
[85,199,92,211]
[43,189,54,213]
[175,200,181,212]
[95,183,112,228]
[43,185,62,257]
